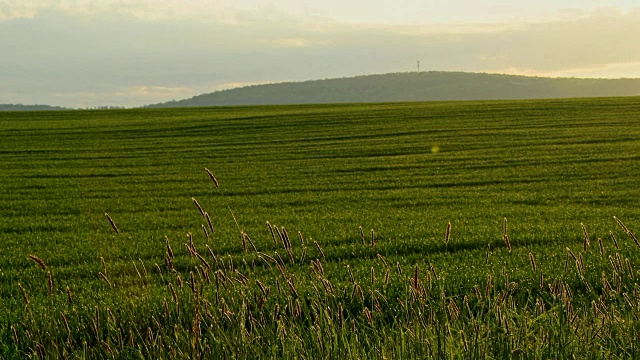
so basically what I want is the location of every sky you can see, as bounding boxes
[1,0,640,108]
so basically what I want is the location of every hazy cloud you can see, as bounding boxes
[1,1,639,107]
[46,85,197,108]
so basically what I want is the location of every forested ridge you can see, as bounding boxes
[147,71,640,108]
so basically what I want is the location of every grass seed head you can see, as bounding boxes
[371,229,376,248]
[299,246,307,264]
[188,232,195,253]
[363,307,373,325]
[529,251,537,272]
[165,236,175,259]
[281,227,291,250]
[608,255,619,274]
[626,258,635,278]
[204,168,219,188]
[244,232,258,252]
[504,234,512,253]
[154,262,163,276]
[614,216,630,233]
[256,280,269,297]
[205,212,214,235]
[314,241,326,259]
[598,238,605,255]
[165,253,175,270]
[610,231,620,250]
[377,253,389,268]
[581,223,590,251]
[287,278,299,298]
[202,224,210,240]
[503,217,508,236]
[99,272,112,287]
[47,271,54,296]
[11,325,18,344]
[445,221,452,245]
[66,286,73,305]
[192,198,205,217]
[18,283,29,305]
[196,252,211,269]
[614,216,640,248]
[27,254,47,271]
[206,245,218,266]
[104,212,119,234]
[240,231,247,252]
[267,221,277,246]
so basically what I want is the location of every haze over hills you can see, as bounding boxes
[0,104,69,111]
[147,71,640,108]
[4,71,640,111]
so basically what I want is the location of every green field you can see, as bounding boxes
[2,97,640,358]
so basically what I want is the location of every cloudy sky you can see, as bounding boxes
[1,0,640,108]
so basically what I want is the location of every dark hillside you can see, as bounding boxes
[147,71,640,107]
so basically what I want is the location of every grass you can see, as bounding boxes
[1,97,640,358]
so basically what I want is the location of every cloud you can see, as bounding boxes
[47,85,197,108]
[208,81,276,91]
[544,62,640,79]
[474,8,640,73]
[0,0,199,20]
[0,0,336,25]
[124,85,195,98]
[1,3,640,107]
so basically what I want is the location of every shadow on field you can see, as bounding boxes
[322,234,584,263]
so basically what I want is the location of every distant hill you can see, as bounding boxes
[146,71,640,108]
[0,104,68,111]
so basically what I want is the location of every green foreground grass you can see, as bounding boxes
[1,98,640,358]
